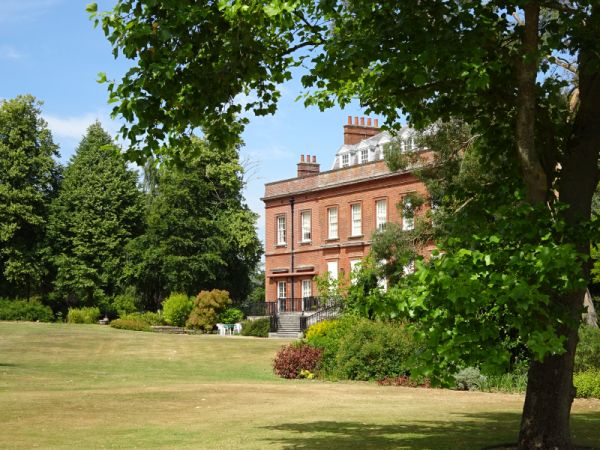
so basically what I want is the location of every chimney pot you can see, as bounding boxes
[312,155,316,163]
[367,118,372,127]
[354,116,359,125]
[360,117,365,126]
[374,118,379,128]
[347,115,352,125]
[306,154,310,162]
[300,154,305,162]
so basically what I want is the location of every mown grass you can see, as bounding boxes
[1,322,599,449]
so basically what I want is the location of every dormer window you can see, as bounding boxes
[360,148,368,164]
[342,154,349,167]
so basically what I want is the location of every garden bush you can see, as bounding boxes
[162,293,193,327]
[479,367,528,393]
[575,326,600,372]
[304,318,353,377]
[0,298,54,322]
[273,342,323,379]
[186,289,231,332]
[454,367,487,391]
[574,370,600,398]
[334,319,417,381]
[113,288,138,317]
[67,306,101,324]
[240,318,270,337]
[219,307,244,324]
[110,317,151,332]
[121,311,164,326]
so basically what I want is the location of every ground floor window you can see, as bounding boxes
[277,281,286,299]
[302,279,312,298]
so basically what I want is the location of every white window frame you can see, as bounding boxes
[350,259,362,285]
[301,279,312,299]
[341,154,350,167]
[360,148,368,164]
[277,281,286,299]
[351,203,362,236]
[377,259,388,292]
[276,215,286,245]
[403,260,415,275]
[376,199,387,231]
[328,207,338,239]
[300,210,311,242]
[327,260,338,282]
[402,199,414,231]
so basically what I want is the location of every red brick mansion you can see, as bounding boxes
[262,116,430,317]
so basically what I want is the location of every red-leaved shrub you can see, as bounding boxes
[273,343,323,379]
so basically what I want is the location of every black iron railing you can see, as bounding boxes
[265,297,323,313]
[240,301,278,317]
[300,298,344,331]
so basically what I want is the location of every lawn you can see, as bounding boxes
[1,322,599,449]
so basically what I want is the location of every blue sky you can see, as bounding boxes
[0,0,371,244]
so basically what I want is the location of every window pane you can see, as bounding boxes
[301,211,311,241]
[376,200,387,230]
[360,149,368,164]
[328,208,338,239]
[402,199,414,231]
[278,281,286,299]
[302,280,311,298]
[351,203,361,236]
[277,216,286,244]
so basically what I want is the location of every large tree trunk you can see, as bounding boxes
[517,14,600,447]
[583,289,598,328]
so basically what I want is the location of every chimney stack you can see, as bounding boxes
[297,154,320,178]
[343,116,381,145]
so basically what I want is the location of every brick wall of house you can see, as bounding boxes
[263,138,429,305]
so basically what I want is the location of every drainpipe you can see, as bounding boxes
[290,197,295,311]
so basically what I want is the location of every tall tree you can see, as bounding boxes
[0,95,61,299]
[92,2,600,447]
[125,139,262,310]
[47,122,143,311]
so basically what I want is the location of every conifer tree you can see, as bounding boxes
[0,95,61,299]
[48,122,143,310]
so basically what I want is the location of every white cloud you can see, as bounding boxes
[0,45,25,60]
[0,0,62,24]
[44,111,119,142]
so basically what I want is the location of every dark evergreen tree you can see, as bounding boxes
[0,95,61,299]
[47,122,143,312]
[125,139,262,310]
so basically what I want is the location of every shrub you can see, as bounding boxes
[575,326,600,372]
[305,319,340,341]
[219,307,244,324]
[67,307,101,324]
[240,318,270,337]
[110,318,151,332]
[454,367,487,391]
[304,318,352,377]
[479,371,528,393]
[574,370,600,398]
[119,311,165,326]
[273,343,324,379]
[186,289,231,332]
[162,293,193,327]
[334,319,418,381]
[113,287,138,317]
[0,298,54,322]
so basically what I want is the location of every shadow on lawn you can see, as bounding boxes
[261,411,600,450]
